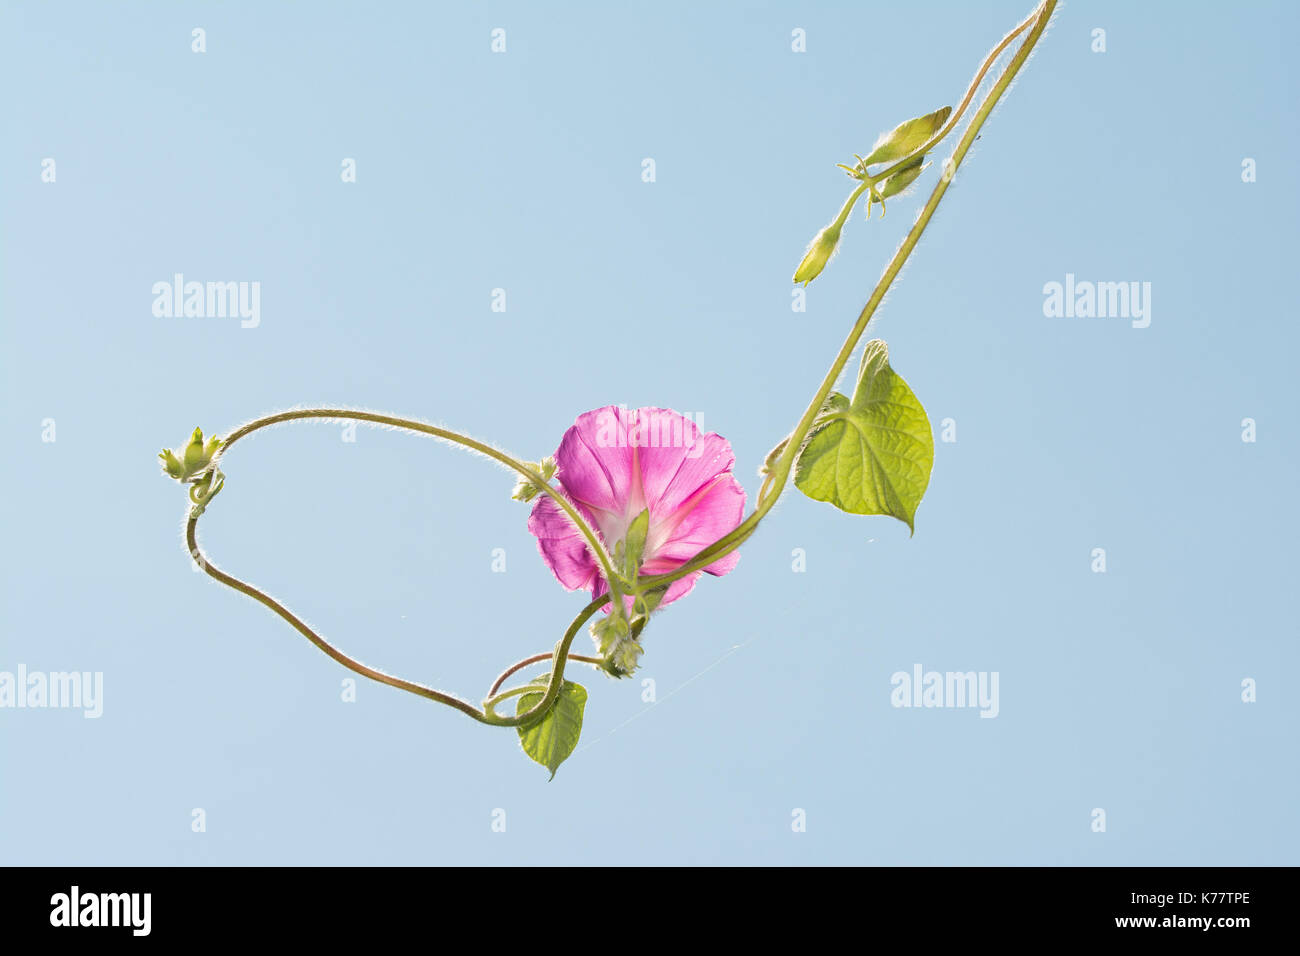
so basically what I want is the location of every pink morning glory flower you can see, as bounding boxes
[527,406,746,609]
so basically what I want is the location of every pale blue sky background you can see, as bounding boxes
[2,0,1296,865]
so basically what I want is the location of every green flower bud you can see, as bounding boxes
[793,221,844,286]
[511,456,557,502]
[591,612,643,678]
[760,437,791,476]
[876,153,928,200]
[160,427,222,481]
[860,106,951,168]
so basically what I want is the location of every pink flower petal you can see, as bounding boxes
[553,407,634,515]
[526,493,600,593]
[638,425,737,518]
[648,473,746,576]
[530,405,747,610]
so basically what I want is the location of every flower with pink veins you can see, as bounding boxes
[527,406,746,612]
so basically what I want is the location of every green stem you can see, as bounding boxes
[833,181,871,226]
[481,684,538,715]
[188,512,604,726]
[488,652,604,698]
[175,0,1056,732]
[187,514,493,724]
[633,0,1056,595]
[187,409,619,727]
[216,408,621,606]
[864,2,1042,187]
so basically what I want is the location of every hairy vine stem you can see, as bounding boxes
[625,0,1057,596]
[187,409,615,727]
[177,0,1056,729]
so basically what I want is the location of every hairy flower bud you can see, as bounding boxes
[860,106,951,168]
[591,613,643,678]
[876,153,928,200]
[793,222,844,286]
[511,456,557,502]
[160,427,222,481]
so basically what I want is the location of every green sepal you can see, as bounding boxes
[621,508,650,582]
[159,448,185,479]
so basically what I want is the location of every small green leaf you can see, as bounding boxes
[515,677,587,780]
[793,340,933,531]
[860,106,951,167]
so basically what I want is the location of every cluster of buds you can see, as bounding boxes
[159,427,226,516]
[510,456,557,502]
[591,586,665,678]
[842,106,951,178]
[794,106,951,285]
[591,613,643,678]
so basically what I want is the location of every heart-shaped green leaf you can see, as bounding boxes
[794,340,933,531]
[515,677,588,780]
